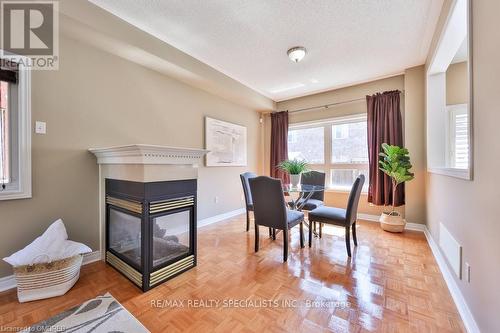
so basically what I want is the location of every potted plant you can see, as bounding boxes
[378,143,414,232]
[277,159,309,186]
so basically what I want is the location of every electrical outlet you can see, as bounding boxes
[35,121,46,134]
[214,196,219,204]
[465,263,471,282]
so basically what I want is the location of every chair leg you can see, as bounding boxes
[308,220,313,247]
[345,226,351,257]
[246,210,250,232]
[299,222,304,248]
[254,223,259,252]
[352,222,358,246]
[283,229,289,262]
[269,227,272,238]
[272,228,276,240]
[319,223,323,238]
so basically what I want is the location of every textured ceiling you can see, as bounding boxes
[89,0,444,101]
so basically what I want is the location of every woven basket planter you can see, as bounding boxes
[13,255,83,303]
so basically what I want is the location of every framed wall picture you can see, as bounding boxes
[205,117,247,167]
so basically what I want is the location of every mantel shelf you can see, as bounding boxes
[89,144,209,165]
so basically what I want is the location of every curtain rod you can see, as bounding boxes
[275,90,405,115]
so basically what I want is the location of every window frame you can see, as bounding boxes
[289,114,368,193]
[426,0,473,180]
[0,55,31,200]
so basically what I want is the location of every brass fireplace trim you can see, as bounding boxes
[106,251,143,287]
[149,196,194,214]
[149,255,195,286]
[106,196,143,214]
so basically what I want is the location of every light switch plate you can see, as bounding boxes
[35,121,46,134]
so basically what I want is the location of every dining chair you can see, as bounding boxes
[295,171,325,236]
[297,171,326,210]
[240,172,257,232]
[249,176,305,262]
[307,175,365,257]
[240,172,273,237]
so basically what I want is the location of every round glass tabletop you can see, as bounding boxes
[282,184,325,193]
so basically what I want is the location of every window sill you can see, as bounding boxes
[325,187,368,195]
[0,189,32,200]
[427,167,472,180]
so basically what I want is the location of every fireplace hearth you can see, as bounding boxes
[106,178,197,291]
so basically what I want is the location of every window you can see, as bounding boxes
[426,0,472,180]
[0,81,10,184]
[332,124,348,139]
[288,115,369,191]
[331,119,369,190]
[447,104,469,169]
[0,56,31,200]
[288,126,324,164]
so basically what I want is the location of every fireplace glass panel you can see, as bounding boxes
[152,210,191,268]
[109,208,142,267]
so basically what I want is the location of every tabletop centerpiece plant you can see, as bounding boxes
[378,143,414,232]
[277,159,309,186]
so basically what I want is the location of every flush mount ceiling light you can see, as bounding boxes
[287,46,307,63]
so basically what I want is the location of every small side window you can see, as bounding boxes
[0,57,31,200]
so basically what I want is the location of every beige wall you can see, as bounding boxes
[265,73,427,223]
[404,66,427,225]
[425,1,500,331]
[446,61,468,105]
[0,34,265,277]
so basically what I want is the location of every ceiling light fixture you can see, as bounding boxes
[287,46,307,63]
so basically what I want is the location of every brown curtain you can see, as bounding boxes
[367,90,404,206]
[270,111,289,183]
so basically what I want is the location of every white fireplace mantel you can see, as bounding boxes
[89,144,209,165]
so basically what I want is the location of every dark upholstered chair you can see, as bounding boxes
[249,176,305,262]
[308,175,365,257]
[241,172,273,237]
[240,172,257,231]
[295,171,326,210]
[293,171,326,236]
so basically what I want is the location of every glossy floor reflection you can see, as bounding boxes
[0,216,465,332]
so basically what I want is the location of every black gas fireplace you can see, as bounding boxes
[105,178,197,291]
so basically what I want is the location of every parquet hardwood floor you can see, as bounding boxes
[0,216,465,332]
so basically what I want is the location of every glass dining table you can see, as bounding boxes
[283,184,325,211]
[283,184,325,237]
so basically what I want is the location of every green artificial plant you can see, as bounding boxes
[378,143,414,215]
[277,159,309,175]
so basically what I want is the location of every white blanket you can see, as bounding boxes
[3,219,92,267]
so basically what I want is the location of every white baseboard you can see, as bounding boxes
[0,251,102,293]
[198,208,245,228]
[0,273,16,292]
[357,213,426,232]
[82,250,103,264]
[423,228,480,333]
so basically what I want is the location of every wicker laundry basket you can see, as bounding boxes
[13,254,83,302]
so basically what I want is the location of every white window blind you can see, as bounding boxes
[447,104,469,169]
